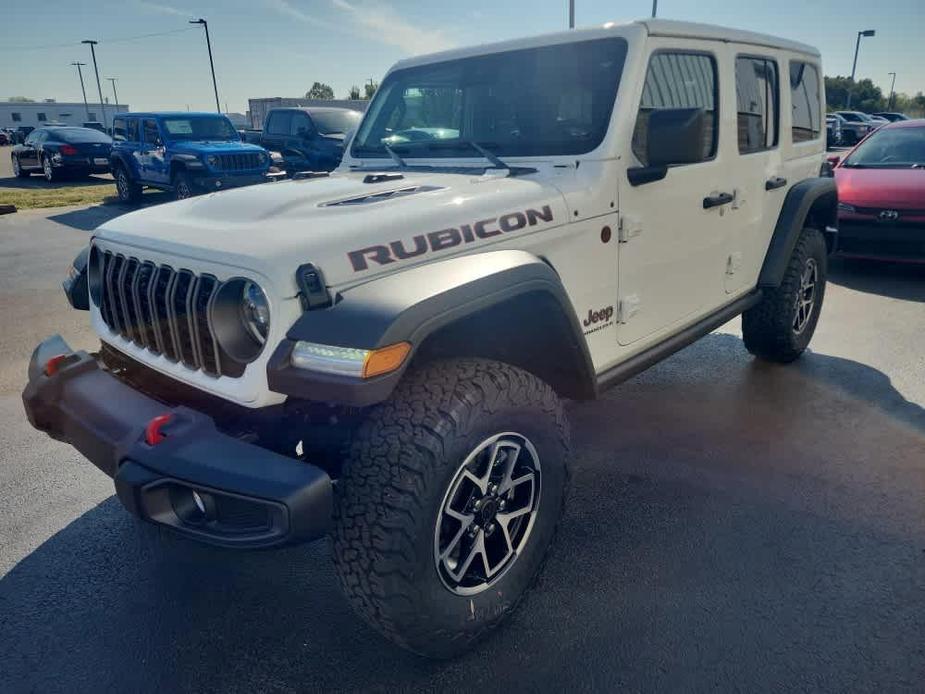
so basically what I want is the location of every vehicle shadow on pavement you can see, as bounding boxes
[2,334,923,692]
[828,257,925,303]
[47,195,174,231]
[0,174,114,190]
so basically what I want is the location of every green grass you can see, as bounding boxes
[0,184,118,210]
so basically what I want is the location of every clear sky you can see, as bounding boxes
[1,0,923,113]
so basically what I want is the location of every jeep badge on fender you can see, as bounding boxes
[23,19,834,659]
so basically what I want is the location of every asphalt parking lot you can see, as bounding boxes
[1,205,924,692]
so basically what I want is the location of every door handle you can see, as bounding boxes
[703,192,735,209]
[765,176,788,191]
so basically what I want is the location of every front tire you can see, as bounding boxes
[172,170,196,200]
[332,359,570,658]
[743,227,827,363]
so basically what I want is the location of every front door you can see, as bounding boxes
[617,43,736,346]
[141,118,168,185]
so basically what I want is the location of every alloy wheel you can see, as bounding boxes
[434,432,541,596]
[792,257,818,335]
[43,157,53,181]
[12,156,20,176]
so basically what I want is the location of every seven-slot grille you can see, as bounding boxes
[97,250,227,377]
[216,153,262,171]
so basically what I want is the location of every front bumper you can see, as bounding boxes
[837,221,925,261]
[193,172,269,191]
[22,335,332,549]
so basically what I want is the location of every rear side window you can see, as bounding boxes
[736,56,779,153]
[267,111,293,135]
[790,61,821,142]
[113,118,126,141]
[126,119,139,141]
[632,52,718,165]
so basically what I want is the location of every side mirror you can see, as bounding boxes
[827,155,841,167]
[627,108,707,186]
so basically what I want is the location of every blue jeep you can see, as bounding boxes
[110,112,271,203]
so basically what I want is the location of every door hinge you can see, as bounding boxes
[617,294,641,323]
[617,215,642,243]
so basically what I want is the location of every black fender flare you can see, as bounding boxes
[109,151,136,179]
[266,250,596,407]
[758,177,837,287]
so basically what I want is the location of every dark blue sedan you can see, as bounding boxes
[11,126,112,182]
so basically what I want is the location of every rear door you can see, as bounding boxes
[724,52,784,294]
[617,42,737,346]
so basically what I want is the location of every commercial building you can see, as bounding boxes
[247,97,367,129]
[0,100,129,129]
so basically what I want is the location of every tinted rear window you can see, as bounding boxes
[790,62,821,142]
[52,128,112,144]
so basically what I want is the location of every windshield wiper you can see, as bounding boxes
[382,141,407,168]
[461,140,510,172]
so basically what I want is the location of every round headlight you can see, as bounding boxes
[240,280,270,343]
[211,278,271,363]
[206,154,220,168]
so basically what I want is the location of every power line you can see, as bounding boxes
[0,26,196,52]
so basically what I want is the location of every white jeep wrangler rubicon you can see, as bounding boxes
[25,19,836,658]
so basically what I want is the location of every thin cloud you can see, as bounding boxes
[135,0,191,18]
[331,0,457,55]
[265,0,340,30]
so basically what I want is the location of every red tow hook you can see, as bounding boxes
[43,354,70,377]
[145,414,174,446]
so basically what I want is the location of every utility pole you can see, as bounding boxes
[190,18,221,112]
[846,29,875,109]
[568,0,574,28]
[71,62,90,121]
[81,40,107,128]
[106,78,120,113]
[887,72,897,110]
[652,0,658,17]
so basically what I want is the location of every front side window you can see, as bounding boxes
[632,52,718,165]
[736,56,779,153]
[290,112,314,137]
[143,119,161,145]
[126,119,139,141]
[353,38,628,158]
[790,61,821,142]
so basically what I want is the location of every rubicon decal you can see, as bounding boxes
[347,205,554,272]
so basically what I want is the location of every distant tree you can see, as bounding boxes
[8,96,35,102]
[824,76,884,112]
[363,81,378,100]
[348,85,361,100]
[306,82,334,100]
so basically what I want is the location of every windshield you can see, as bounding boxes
[352,38,628,160]
[161,116,238,141]
[842,126,925,168]
[311,110,362,135]
[53,128,112,143]
[838,112,865,122]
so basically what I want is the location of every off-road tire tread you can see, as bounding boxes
[743,227,826,362]
[332,358,569,657]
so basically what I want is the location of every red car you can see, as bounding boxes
[832,119,925,262]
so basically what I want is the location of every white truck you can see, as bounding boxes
[25,19,836,657]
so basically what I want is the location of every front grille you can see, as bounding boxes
[216,153,262,171]
[97,250,229,377]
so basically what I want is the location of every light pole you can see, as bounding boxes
[71,62,90,121]
[81,40,107,128]
[106,78,120,112]
[652,0,658,17]
[887,71,897,110]
[190,18,221,112]
[846,29,875,109]
[568,0,574,28]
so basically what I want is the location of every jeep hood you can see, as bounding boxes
[94,170,568,293]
